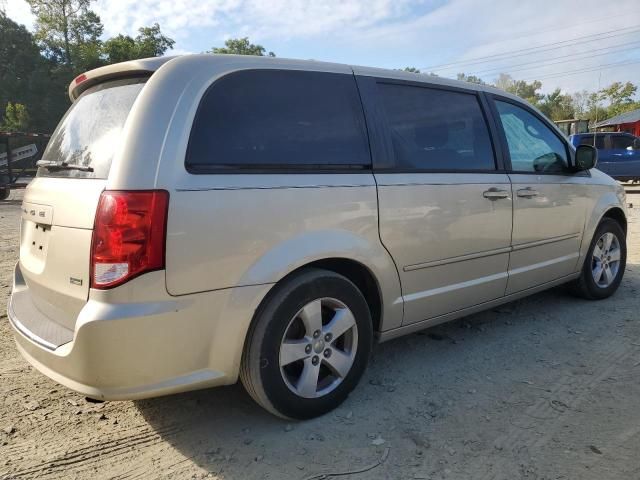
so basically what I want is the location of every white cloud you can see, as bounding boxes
[4,0,640,94]
[92,0,420,41]
[4,0,34,29]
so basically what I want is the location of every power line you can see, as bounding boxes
[519,58,640,82]
[469,40,640,77]
[422,25,640,71]
[496,12,630,41]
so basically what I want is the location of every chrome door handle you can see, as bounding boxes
[483,188,510,200]
[517,187,539,198]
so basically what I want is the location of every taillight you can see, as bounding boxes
[91,190,169,289]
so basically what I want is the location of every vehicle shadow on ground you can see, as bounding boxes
[133,274,638,478]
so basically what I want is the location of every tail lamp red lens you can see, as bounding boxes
[91,190,169,289]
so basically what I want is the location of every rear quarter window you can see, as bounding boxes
[38,77,147,179]
[186,70,371,172]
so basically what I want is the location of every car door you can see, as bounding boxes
[356,74,513,326]
[489,96,590,294]
[606,134,640,178]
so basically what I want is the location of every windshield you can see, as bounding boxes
[38,77,147,179]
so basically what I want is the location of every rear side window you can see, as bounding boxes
[496,100,568,173]
[186,70,370,172]
[377,83,496,171]
[580,135,605,149]
[38,78,146,179]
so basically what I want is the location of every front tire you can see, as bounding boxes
[570,218,626,300]
[240,268,373,419]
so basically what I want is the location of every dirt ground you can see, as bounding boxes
[1,189,639,480]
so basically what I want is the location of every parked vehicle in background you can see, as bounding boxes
[570,132,640,182]
[555,119,590,137]
[8,55,628,419]
[0,131,51,200]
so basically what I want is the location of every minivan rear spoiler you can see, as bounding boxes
[68,56,176,101]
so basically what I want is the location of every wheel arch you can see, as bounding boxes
[291,257,383,335]
[579,192,628,271]
[247,257,386,341]
[602,206,627,234]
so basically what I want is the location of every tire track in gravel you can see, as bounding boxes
[5,424,183,479]
[475,334,640,480]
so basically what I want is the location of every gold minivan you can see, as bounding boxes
[8,55,627,419]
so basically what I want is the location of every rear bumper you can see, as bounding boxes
[8,263,271,400]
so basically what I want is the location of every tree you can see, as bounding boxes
[507,80,544,107]
[599,81,638,117]
[456,73,486,85]
[1,103,30,131]
[26,0,94,67]
[69,9,103,71]
[576,82,640,121]
[210,37,275,57]
[0,12,68,132]
[135,23,175,57]
[102,23,174,64]
[571,90,590,118]
[538,88,575,121]
[403,66,421,73]
[493,73,514,92]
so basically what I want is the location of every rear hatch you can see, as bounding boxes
[20,77,147,332]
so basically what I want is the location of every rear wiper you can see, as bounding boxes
[36,160,94,172]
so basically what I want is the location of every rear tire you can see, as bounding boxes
[240,268,373,419]
[0,188,9,201]
[569,218,626,300]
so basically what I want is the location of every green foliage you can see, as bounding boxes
[598,82,638,118]
[507,80,544,106]
[538,88,575,121]
[493,73,513,92]
[69,9,103,71]
[399,67,439,76]
[27,0,174,72]
[135,23,175,57]
[102,23,175,64]
[570,82,640,122]
[487,73,544,106]
[211,37,275,57]
[4,4,174,133]
[456,73,485,85]
[4,7,639,133]
[26,0,92,66]
[101,34,136,64]
[0,12,68,132]
[1,103,30,131]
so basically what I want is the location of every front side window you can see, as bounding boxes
[496,100,568,173]
[378,83,495,171]
[186,70,370,171]
[611,135,635,150]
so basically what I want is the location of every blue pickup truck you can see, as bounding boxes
[570,132,640,182]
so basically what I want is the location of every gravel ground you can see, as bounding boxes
[1,189,639,480]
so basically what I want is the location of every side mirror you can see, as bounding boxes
[627,145,634,152]
[574,144,598,171]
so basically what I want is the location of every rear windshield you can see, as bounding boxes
[37,77,147,179]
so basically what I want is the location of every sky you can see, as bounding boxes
[5,0,640,95]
